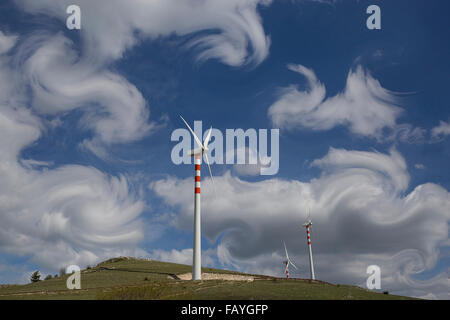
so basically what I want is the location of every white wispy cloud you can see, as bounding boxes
[150,148,450,299]
[388,123,427,144]
[0,31,17,54]
[431,119,450,138]
[150,248,216,267]
[15,0,272,67]
[19,33,155,146]
[268,64,403,138]
[0,31,147,272]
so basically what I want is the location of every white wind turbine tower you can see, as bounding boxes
[302,209,316,280]
[283,241,298,279]
[180,115,214,281]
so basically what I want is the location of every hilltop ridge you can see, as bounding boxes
[0,257,415,300]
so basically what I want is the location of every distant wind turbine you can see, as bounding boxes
[283,241,298,279]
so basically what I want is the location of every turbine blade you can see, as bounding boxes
[204,126,212,149]
[289,259,298,270]
[204,152,216,195]
[283,241,289,260]
[180,115,204,149]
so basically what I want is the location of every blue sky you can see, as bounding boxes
[0,0,449,299]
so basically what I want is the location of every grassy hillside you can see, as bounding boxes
[0,257,414,300]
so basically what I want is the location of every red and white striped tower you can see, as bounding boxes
[303,221,315,280]
[193,154,202,280]
[285,261,289,279]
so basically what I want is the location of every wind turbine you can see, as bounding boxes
[302,209,316,280]
[180,115,214,280]
[283,241,298,279]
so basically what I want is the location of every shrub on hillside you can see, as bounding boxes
[30,271,41,283]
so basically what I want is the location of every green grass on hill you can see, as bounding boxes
[0,257,415,300]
